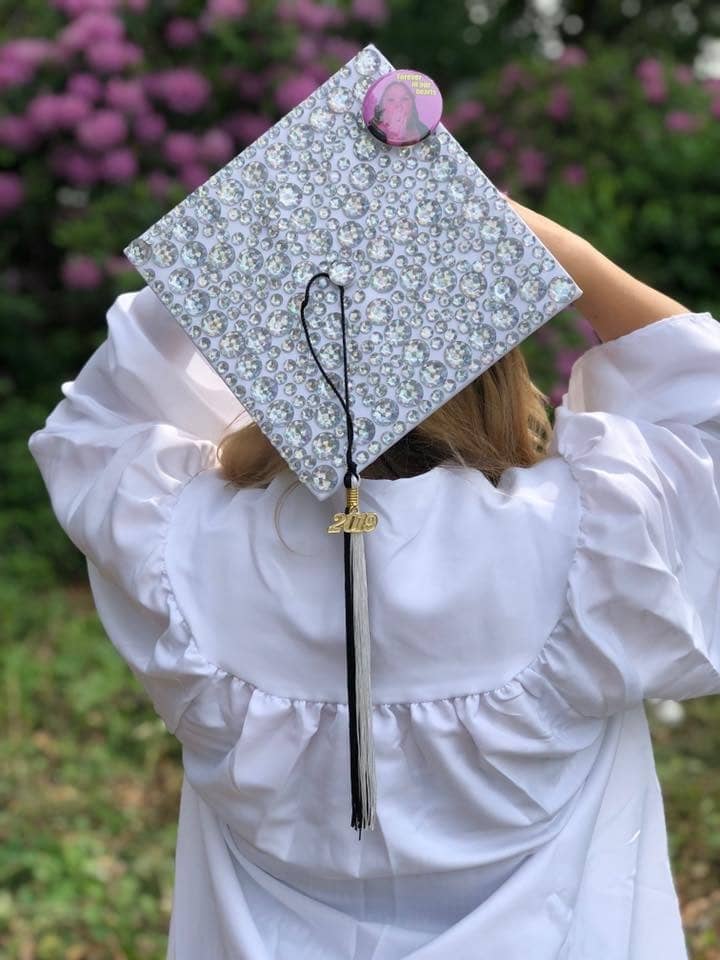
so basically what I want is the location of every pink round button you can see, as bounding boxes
[362,69,443,147]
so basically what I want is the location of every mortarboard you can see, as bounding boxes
[123,43,583,838]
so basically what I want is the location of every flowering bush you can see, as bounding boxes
[2,5,719,584]
[0,0,377,583]
[0,1,386,293]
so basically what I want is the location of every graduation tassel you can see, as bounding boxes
[299,272,378,838]
[344,476,377,836]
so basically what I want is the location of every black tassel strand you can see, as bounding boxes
[300,273,377,838]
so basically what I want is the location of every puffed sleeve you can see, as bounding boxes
[28,286,250,725]
[547,310,720,714]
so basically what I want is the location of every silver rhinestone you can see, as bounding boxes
[185,289,210,315]
[172,217,199,242]
[168,267,194,293]
[420,361,448,387]
[201,310,227,336]
[311,464,338,493]
[547,276,578,303]
[152,239,179,267]
[267,399,293,424]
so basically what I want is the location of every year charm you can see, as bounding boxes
[328,511,379,534]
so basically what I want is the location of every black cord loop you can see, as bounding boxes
[299,272,358,489]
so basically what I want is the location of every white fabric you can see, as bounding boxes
[28,286,720,959]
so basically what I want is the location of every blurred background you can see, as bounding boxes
[2,1,719,956]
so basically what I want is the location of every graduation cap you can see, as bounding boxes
[123,43,582,838]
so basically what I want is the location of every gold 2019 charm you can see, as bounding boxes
[328,484,378,533]
[328,511,379,534]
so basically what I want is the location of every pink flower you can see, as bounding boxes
[229,68,266,100]
[295,35,320,65]
[223,111,272,144]
[199,128,235,165]
[0,38,59,86]
[517,147,546,187]
[498,63,530,96]
[482,147,506,174]
[674,65,694,85]
[163,131,200,166]
[561,163,586,186]
[0,171,23,214]
[497,129,518,149]
[63,150,101,186]
[201,0,248,25]
[643,80,667,103]
[58,12,125,54]
[0,115,38,151]
[27,94,65,135]
[61,254,103,289]
[147,170,173,199]
[555,45,587,67]
[351,0,387,24]
[703,77,720,95]
[85,40,143,73]
[179,162,210,190]
[548,384,567,407]
[164,17,201,48]
[104,77,147,113]
[665,110,700,133]
[0,59,34,89]
[546,84,571,121]
[53,0,118,15]
[443,99,484,132]
[635,57,663,82]
[67,72,104,101]
[100,146,137,182]
[0,37,55,67]
[555,347,582,379]
[323,38,362,63]
[711,98,720,120]
[640,75,667,104]
[133,111,167,143]
[2,38,56,67]
[76,109,128,150]
[277,0,345,29]
[636,59,670,103]
[275,73,318,112]
[151,68,211,113]
[146,170,173,200]
[56,93,93,127]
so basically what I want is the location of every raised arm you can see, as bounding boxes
[505,196,691,342]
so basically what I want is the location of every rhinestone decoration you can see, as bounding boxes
[124,44,582,501]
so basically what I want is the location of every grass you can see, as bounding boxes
[1,579,718,959]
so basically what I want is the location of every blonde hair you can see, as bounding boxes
[217,347,552,489]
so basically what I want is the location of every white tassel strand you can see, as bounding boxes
[349,477,376,831]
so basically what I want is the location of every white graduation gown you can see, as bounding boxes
[28,286,720,959]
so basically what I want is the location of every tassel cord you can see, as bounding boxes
[299,273,356,486]
[299,273,376,839]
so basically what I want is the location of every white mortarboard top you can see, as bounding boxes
[123,43,583,838]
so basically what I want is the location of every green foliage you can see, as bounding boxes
[0,582,182,958]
